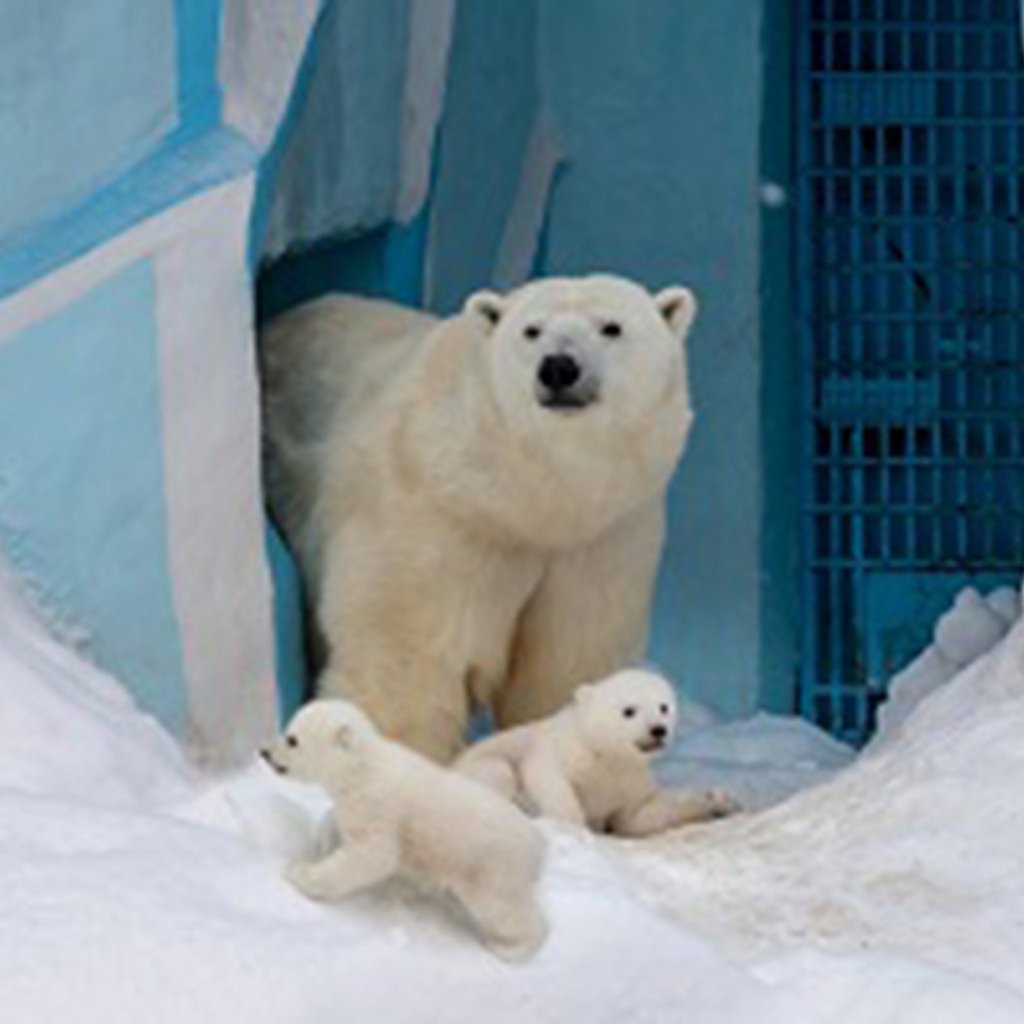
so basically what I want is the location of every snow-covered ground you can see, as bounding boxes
[2,559,1024,1024]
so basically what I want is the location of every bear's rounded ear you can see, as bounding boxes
[655,286,698,341]
[464,290,507,336]
[574,683,596,706]
[334,723,355,749]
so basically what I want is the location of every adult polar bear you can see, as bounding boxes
[261,275,697,762]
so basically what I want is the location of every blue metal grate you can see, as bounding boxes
[796,0,1024,743]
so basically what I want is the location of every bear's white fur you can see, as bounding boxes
[261,275,697,762]
[454,669,737,837]
[262,699,547,961]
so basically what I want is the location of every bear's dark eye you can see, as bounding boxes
[286,735,298,748]
[524,324,542,340]
[622,706,637,719]
[601,321,623,338]
[660,704,669,715]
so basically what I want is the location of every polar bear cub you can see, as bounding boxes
[454,669,737,837]
[262,699,547,961]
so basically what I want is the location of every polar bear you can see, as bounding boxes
[260,275,697,762]
[261,699,548,961]
[453,669,738,837]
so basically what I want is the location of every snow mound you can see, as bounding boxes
[3,559,1024,1023]
[615,596,1024,1001]
[0,562,191,806]
[657,712,855,811]
[872,583,1020,750]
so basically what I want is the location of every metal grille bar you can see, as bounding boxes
[796,0,1024,743]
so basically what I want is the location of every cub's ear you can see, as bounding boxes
[334,723,356,749]
[464,290,507,335]
[655,286,698,341]
[574,683,596,706]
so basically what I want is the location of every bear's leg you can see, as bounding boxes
[454,878,549,962]
[497,502,665,727]
[455,755,520,802]
[610,790,740,838]
[316,517,536,763]
[287,836,400,901]
[320,661,468,763]
[519,752,586,827]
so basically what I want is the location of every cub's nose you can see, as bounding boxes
[537,353,581,393]
[650,725,668,742]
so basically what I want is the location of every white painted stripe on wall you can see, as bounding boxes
[153,174,278,767]
[219,0,320,151]
[0,184,243,342]
[0,178,279,765]
[492,114,563,290]
[394,0,456,225]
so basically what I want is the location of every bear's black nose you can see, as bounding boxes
[538,354,581,392]
[650,725,668,741]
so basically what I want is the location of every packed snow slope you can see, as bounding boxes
[1,560,1023,1024]
[620,583,1024,990]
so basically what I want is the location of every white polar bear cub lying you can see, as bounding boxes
[262,699,547,961]
[454,669,737,838]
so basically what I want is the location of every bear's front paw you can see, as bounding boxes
[286,861,331,900]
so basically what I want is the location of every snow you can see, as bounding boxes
[614,582,1024,1006]
[2,560,1024,1023]
[870,584,1020,751]
[657,711,856,811]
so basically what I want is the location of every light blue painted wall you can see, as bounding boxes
[757,0,798,714]
[0,0,179,241]
[0,128,257,303]
[265,520,309,720]
[0,0,254,305]
[0,260,188,730]
[0,0,307,734]
[173,0,222,140]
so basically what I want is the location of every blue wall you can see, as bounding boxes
[0,0,256,304]
[0,260,188,729]
[0,0,300,736]
[0,0,178,242]
[426,0,538,312]
[757,0,798,714]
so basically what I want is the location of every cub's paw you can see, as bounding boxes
[286,861,330,900]
[483,920,549,963]
[701,789,741,819]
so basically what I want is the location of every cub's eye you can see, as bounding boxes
[622,706,637,719]
[660,704,670,715]
[601,321,623,338]
[286,736,298,748]
[523,324,542,340]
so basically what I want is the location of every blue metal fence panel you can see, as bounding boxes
[796,0,1024,743]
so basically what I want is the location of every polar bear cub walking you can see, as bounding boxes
[262,699,547,961]
[454,669,737,838]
